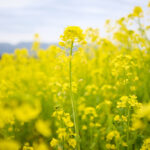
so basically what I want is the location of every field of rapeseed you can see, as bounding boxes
[0,3,150,150]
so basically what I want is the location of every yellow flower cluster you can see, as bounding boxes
[0,140,20,150]
[117,95,141,108]
[59,26,86,48]
[35,119,51,137]
[132,104,150,130]
[51,109,76,149]
[114,115,127,122]
[140,138,150,150]
[106,130,120,141]
[106,131,120,149]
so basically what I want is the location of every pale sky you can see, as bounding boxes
[0,0,149,44]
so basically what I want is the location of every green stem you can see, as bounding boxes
[127,106,130,150]
[69,41,80,150]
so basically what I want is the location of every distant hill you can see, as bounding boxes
[0,42,57,55]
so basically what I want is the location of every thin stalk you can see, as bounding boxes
[69,41,80,150]
[127,106,130,150]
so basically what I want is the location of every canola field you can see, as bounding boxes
[0,4,150,150]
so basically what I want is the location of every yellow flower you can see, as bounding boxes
[106,143,111,149]
[122,115,127,122]
[59,41,65,47]
[82,125,87,130]
[114,115,120,121]
[23,143,33,150]
[105,100,112,105]
[62,115,74,128]
[111,144,116,149]
[59,26,85,47]
[140,138,150,150]
[50,138,59,147]
[117,95,140,108]
[107,131,120,141]
[68,138,76,148]
[34,142,49,150]
[32,34,40,51]
[133,6,143,17]
[57,128,67,140]
[95,123,101,127]
[34,33,39,39]
[35,120,51,137]
[130,86,136,91]
[132,119,144,130]
[0,140,20,150]
[148,0,150,7]
[15,103,41,122]
[106,144,116,150]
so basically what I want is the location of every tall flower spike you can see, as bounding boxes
[59,26,84,150]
